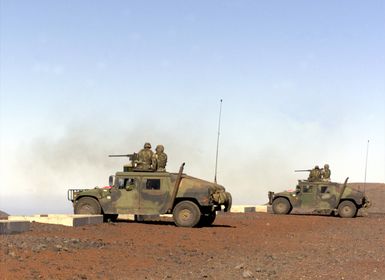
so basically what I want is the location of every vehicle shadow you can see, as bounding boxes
[114,219,235,228]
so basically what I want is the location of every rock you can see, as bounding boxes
[235,263,244,270]
[242,270,254,278]
[8,251,16,257]
[55,244,63,251]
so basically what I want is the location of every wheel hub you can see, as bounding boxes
[179,209,192,221]
[80,205,94,214]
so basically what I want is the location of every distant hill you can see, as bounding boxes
[348,183,385,213]
[0,210,9,219]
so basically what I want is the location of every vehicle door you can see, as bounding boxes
[316,185,337,209]
[113,176,140,214]
[299,184,317,210]
[139,177,171,214]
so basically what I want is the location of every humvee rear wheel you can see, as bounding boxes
[272,198,291,215]
[173,201,201,227]
[199,211,216,227]
[74,197,101,215]
[338,201,357,218]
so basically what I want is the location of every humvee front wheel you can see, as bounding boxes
[173,201,201,227]
[74,197,101,215]
[272,198,291,215]
[338,201,357,218]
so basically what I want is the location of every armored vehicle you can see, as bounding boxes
[268,178,370,218]
[68,163,232,227]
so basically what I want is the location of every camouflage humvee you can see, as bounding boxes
[268,178,370,218]
[68,163,232,227]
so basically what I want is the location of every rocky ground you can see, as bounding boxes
[1,211,385,280]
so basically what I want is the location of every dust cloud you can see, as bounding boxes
[1,116,383,215]
[0,120,222,214]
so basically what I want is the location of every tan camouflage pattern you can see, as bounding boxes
[152,145,167,172]
[308,166,321,182]
[136,143,154,170]
[321,164,331,181]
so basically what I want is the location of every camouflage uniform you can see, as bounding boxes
[321,164,331,181]
[136,142,154,170]
[308,166,321,182]
[152,144,168,172]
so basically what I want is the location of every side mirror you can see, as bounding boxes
[109,175,114,187]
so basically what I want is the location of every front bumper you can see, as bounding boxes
[224,192,232,212]
[67,189,85,201]
[362,196,371,208]
[212,191,232,212]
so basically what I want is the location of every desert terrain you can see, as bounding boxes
[1,213,385,280]
[1,183,384,280]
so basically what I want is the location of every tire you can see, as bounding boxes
[199,212,216,227]
[272,197,291,215]
[173,201,201,227]
[74,197,102,215]
[338,201,357,218]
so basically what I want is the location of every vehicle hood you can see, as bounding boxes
[180,175,226,192]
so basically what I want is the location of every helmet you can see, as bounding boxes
[156,145,164,153]
[324,164,329,169]
[144,142,151,149]
[315,165,319,169]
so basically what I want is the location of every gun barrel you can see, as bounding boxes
[109,154,129,157]
[295,169,311,172]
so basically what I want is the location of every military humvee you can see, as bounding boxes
[268,178,370,218]
[68,163,232,227]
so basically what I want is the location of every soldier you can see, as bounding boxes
[136,142,154,170]
[321,164,331,181]
[308,165,321,182]
[152,144,168,172]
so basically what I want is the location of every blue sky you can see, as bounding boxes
[1,0,384,214]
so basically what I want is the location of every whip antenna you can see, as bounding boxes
[363,139,370,194]
[214,99,223,183]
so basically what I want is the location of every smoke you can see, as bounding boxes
[0,118,219,214]
[1,112,384,215]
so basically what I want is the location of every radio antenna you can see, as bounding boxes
[363,139,370,194]
[214,99,223,183]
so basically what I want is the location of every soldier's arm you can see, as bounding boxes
[151,154,158,169]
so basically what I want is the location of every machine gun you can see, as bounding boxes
[109,153,138,161]
[109,153,139,171]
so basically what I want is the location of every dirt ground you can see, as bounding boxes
[1,212,385,280]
